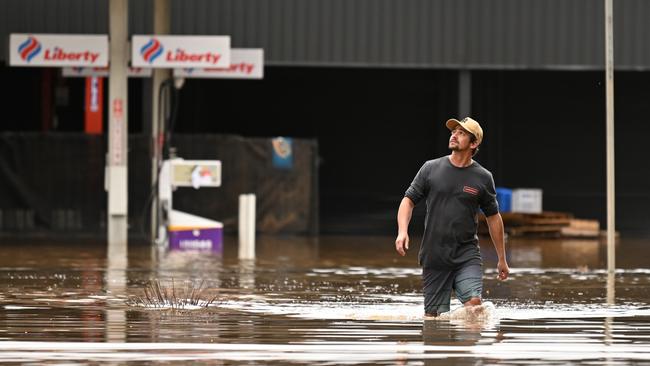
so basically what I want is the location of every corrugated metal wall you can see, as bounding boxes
[0,0,152,61]
[2,0,650,70]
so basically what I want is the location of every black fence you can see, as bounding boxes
[0,133,318,239]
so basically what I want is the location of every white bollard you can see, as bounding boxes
[246,194,256,257]
[238,194,248,258]
[238,194,256,260]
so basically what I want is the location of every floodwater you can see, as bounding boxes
[1,235,649,365]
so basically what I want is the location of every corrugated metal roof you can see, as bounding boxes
[2,0,650,70]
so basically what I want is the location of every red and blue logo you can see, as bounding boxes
[18,36,42,62]
[140,38,163,63]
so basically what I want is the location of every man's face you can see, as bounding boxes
[448,126,476,152]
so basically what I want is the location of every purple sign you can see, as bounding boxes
[169,228,223,252]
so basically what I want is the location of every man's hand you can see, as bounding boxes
[395,232,409,256]
[497,259,510,280]
[396,197,415,256]
[486,213,509,281]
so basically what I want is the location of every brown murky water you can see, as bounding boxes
[1,235,649,364]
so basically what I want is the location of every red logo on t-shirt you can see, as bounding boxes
[463,186,479,195]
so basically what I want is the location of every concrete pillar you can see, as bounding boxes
[107,0,129,264]
[458,70,471,118]
[150,0,172,244]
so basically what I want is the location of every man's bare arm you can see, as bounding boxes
[395,197,415,256]
[486,213,510,280]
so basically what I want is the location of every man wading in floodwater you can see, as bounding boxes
[395,117,510,318]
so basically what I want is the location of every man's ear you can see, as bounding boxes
[470,141,480,150]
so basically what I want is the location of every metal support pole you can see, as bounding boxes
[107,0,129,266]
[605,0,616,276]
[150,0,172,244]
[458,70,471,118]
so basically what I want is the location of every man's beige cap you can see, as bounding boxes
[445,117,483,145]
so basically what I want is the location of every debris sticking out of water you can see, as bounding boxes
[434,302,497,323]
[129,279,218,310]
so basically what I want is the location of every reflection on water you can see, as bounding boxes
[0,236,649,364]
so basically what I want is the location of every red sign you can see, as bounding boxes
[84,77,103,134]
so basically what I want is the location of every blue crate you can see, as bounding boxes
[496,187,512,212]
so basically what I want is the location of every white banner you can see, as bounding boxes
[10,34,108,67]
[132,35,230,68]
[173,49,264,79]
[62,66,152,78]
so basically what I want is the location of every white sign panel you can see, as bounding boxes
[171,160,222,188]
[132,35,230,68]
[10,34,108,67]
[173,49,264,79]
[62,66,152,78]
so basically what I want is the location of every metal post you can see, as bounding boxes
[458,70,471,118]
[150,0,171,244]
[107,0,129,265]
[605,0,615,275]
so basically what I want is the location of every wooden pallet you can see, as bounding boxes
[478,212,600,238]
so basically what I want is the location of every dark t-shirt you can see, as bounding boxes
[404,156,499,269]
